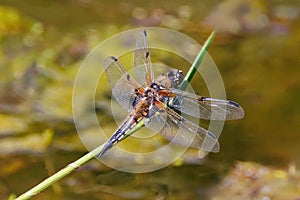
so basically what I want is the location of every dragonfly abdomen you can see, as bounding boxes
[98,102,147,157]
[98,120,134,157]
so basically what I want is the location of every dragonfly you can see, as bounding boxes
[98,30,244,157]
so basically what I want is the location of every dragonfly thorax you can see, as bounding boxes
[131,82,165,113]
[144,83,160,100]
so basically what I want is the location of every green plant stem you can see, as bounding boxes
[15,143,105,200]
[14,30,215,200]
[179,31,215,90]
[15,120,145,200]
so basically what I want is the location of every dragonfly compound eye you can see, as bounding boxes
[166,69,184,88]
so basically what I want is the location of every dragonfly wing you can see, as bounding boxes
[168,88,245,120]
[134,30,154,85]
[199,97,245,120]
[104,56,140,111]
[144,108,168,133]
[147,101,219,152]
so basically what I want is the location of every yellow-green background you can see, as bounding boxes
[0,0,299,199]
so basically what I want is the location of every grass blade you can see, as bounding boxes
[179,31,215,90]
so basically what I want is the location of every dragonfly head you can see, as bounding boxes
[167,69,184,89]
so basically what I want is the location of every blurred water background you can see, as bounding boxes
[0,0,299,199]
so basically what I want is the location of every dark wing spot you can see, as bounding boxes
[199,96,207,101]
[229,100,240,107]
[111,56,118,61]
[146,51,150,58]
[126,74,130,81]
[142,29,147,37]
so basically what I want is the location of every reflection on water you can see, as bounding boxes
[0,0,299,199]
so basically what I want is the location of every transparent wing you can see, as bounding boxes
[134,29,153,85]
[145,102,219,153]
[144,112,166,134]
[104,56,140,111]
[144,105,167,133]
[164,106,219,152]
[166,88,245,120]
